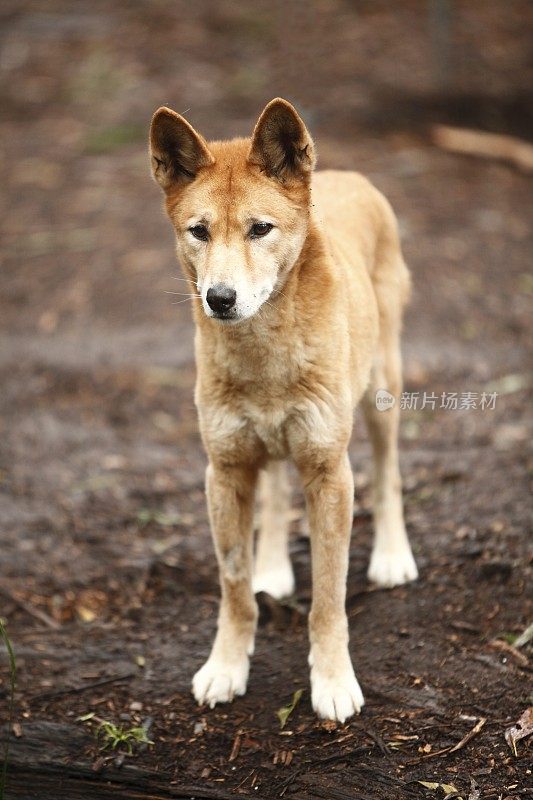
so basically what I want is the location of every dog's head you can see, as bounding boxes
[149,99,316,323]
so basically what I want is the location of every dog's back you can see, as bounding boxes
[312,170,411,316]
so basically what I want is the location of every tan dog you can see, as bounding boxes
[149,99,418,722]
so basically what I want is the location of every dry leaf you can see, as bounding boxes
[276,689,303,730]
[468,778,480,800]
[505,706,533,756]
[418,781,463,800]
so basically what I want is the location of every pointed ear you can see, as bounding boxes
[149,107,215,191]
[248,98,316,182]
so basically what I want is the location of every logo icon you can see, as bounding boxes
[375,389,396,412]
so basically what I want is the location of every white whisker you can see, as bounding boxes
[171,297,197,305]
[165,290,200,296]
[273,285,289,301]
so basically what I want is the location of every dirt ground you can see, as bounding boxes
[0,2,532,798]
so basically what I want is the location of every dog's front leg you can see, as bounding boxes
[192,462,258,708]
[302,452,364,722]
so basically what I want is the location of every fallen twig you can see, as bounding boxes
[432,125,533,172]
[278,767,302,797]
[413,717,486,761]
[489,638,529,666]
[0,587,59,630]
[353,723,390,756]
[447,717,486,754]
[31,672,135,702]
[514,622,533,649]
[228,733,241,762]
[302,744,370,766]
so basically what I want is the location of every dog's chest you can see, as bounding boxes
[247,404,289,459]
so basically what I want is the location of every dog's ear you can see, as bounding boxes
[248,98,316,182]
[149,107,214,191]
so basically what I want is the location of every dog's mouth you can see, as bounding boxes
[209,309,241,324]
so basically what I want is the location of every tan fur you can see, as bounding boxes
[149,99,417,722]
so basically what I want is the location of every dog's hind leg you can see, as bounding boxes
[192,462,258,708]
[252,460,295,599]
[362,321,418,588]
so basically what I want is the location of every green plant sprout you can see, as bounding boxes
[0,619,16,800]
[79,713,153,755]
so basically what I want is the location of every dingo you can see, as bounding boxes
[149,99,417,722]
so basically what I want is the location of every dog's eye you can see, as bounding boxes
[250,222,273,238]
[189,224,209,241]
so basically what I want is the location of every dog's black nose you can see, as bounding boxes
[206,284,237,314]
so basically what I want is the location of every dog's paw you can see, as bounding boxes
[192,655,249,708]
[367,545,418,588]
[252,561,295,599]
[310,663,365,723]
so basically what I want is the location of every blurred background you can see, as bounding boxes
[0,2,531,795]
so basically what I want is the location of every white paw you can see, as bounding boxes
[252,561,295,599]
[368,545,418,588]
[192,655,249,708]
[311,663,365,723]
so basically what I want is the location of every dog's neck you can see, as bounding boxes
[191,220,332,391]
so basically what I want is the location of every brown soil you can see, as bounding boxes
[0,2,531,798]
